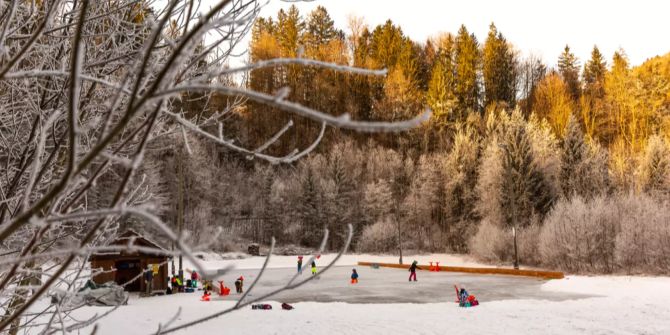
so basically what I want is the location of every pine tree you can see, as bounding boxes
[557,45,581,102]
[500,119,554,228]
[482,23,517,108]
[583,46,607,94]
[305,6,338,48]
[276,5,304,57]
[297,163,323,246]
[444,128,480,251]
[560,114,588,198]
[454,25,481,117]
[427,43,456,127]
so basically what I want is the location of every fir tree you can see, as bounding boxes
[500,120,554,228]
[297,164,323,246]
[276,5,304,57]
[557,45,581,102]
[560,114,588,198]
[454,25,481,117]
[583,46,607,91]
[427,44,456,127]
[482,23,518,108]
[305,6,338,48]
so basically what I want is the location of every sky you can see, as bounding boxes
[224,0,670,68]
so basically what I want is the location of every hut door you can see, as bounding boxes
[115,259,141,291]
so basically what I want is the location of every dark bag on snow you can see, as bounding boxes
[252,304,272,310]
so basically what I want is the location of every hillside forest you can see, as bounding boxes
[143,6,670,274]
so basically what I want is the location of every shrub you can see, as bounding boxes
[470,220,512,263]
[358,218,398,253]
[540,194,670,274]
[615,195,670,274]
[539,196,618,273]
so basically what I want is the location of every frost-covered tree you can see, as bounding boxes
[500,115,554,229]
[0,0,428,332]
[561,114,588,197]
[638,135,670,195]
[557,114,610,199]
[444,128,480,251]
[402,154,446,250]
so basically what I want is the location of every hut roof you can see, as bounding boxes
[90,230,170,259]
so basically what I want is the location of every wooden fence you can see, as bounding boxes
[358,261,564,279]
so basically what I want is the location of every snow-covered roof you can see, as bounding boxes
[90,230,170,259]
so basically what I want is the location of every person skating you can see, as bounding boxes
[201,289,211,301]
[234,276,244,293]
[408,260,418,282]
[297,256,303,274]
[190,270,199,288]
[350,268,359,284]
[311,260,317,276]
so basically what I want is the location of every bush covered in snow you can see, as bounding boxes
[358,218,399,253]
[540,194,670,274]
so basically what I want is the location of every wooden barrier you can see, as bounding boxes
[358,261,564,280]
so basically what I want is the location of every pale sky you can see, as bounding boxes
[226,0,670,68]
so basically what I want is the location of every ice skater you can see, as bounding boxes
[311,260,317,276]
[350,268,359,284]
[297,256,303,274]
[235,276,244,293]
[408,260,418,282]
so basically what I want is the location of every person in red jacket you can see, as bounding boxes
[190,270,199,288]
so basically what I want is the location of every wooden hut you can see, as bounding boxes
[89,230,170,293]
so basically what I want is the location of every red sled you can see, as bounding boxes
[218,281,231,296]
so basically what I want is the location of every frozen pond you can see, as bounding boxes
[210,265,592,304]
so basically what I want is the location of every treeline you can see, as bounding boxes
[148,6,670,274]
[150,108,670,274]
[242,5,670,158]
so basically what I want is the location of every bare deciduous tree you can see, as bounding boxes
[0,0,428,333]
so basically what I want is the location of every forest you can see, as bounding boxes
[138,5,669,274]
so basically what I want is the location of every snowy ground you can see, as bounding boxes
[30,254,670,334]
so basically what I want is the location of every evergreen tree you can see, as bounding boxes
[454,25,481,117]
[297,163,323,246]
[444,128,480,251]
[583,46,607,94]
[500,119,554,228]
[560,114,588,198]
[305,6,338,48]
[482,23,518,108]
[427,43,456,127]
[557,45,581,102]
[276,5,304,57]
